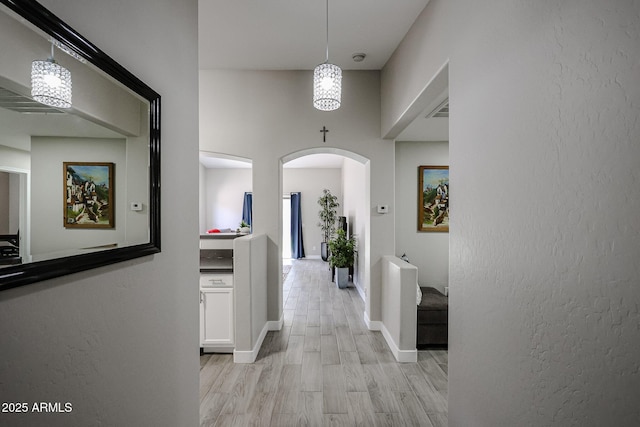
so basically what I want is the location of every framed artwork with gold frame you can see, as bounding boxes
[64,162,114,228]
[418,165,449,232]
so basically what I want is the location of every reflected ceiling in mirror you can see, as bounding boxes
[0,0,160,291]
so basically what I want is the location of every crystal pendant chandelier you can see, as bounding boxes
[31,43,72,109]
[313,0,341,111]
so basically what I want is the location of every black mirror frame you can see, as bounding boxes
[0,0,161,291]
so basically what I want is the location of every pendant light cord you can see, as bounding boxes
[325,0,329,63]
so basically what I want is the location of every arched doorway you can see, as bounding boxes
[280,147,370,318]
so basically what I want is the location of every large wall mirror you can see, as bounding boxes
[0,0,160,291]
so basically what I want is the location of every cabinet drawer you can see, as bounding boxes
[200,273,233,288]
[200,239,234,250]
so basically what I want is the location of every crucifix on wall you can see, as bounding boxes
[320,126,329,143]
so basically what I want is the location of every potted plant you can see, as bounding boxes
[328,229,355,289]
[238,220,250,234]
[317,189,339,261]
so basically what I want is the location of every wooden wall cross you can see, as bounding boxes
[320,126,329,143]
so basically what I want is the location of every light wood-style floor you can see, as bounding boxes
[200,259,448,426]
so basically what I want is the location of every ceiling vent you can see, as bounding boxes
[425,98,449,119]
[0,87,64,114]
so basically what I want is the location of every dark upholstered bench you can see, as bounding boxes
[417,287,448,347]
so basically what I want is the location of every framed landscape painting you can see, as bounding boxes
[64,162,114,228]
[418,165,449,232]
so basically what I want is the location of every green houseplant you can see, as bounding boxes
[317,189,339,261]
[328,229,355,288]
[238,220,250,234]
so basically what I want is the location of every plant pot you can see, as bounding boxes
[335,267,349,289]
[239,227,250,234]
[321,242,329,261]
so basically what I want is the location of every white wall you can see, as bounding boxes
[29,135,150,257]
[283,168,342,258]
[395,141,449,293]
[0,145,30,171]
[0,1,200,426]
[383,0,640,425]
[233,233,268,363]
[200,69,395,325]
[122,133,151,247]
[381,255,418,362]
[202,168,252,232]
[342,158,367,294]
[199,162,207,233]
[30,137,126,257]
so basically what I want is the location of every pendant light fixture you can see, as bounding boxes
[313,0,341,111]
[31,42,72,109]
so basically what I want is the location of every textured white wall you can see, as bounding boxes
[384,0,640,425]
[395,141,449,293]
[0,1,200,426]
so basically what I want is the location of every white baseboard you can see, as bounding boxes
[364,311,381,331]
[234,313,283,363]
[202,346,234,354]
[379,322,417,363]
[305,255,321,260]
[267,313,284,331]
[234,322,269,364]
[355,283,365,302]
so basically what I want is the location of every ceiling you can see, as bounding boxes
[0,96,125,141]
[396,99,449,141]
[197,0,446,167]
[198,0,431,71]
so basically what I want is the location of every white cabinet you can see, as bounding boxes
[200,274,234,352]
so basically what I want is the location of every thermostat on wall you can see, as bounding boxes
[377,205,389,214]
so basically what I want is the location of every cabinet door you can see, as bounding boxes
[201,288,234,346]
[199,291,205,344]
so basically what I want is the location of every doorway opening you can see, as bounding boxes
[0,168,29,266]
[198,152,252,235]
[280,149,369,322]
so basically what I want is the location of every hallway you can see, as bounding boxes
[200,259,448,426]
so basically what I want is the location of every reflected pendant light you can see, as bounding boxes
[313,0,341,111]
[31,43,72,109]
